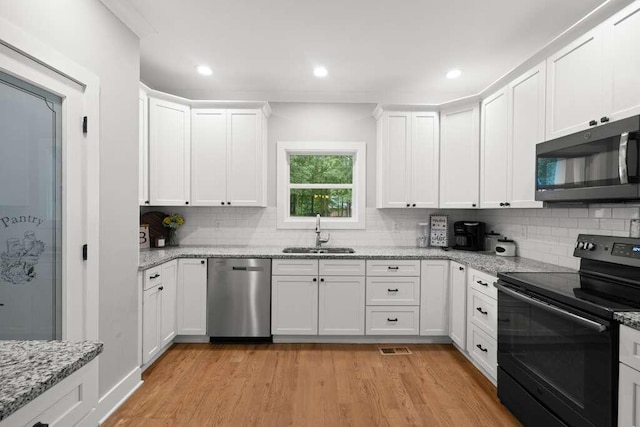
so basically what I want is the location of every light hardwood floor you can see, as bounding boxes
[104,343,520,427]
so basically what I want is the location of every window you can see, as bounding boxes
[277,141,366,229]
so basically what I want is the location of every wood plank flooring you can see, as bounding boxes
[104,343,520,427]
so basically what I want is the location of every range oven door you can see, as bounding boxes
[496,282,614,427]
[536,115,639,202]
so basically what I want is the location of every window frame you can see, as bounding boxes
[277,141,366,229]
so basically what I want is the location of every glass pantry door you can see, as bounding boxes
[0,70,62,340]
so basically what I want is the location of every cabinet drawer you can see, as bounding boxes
[272,259,318,276]
[319,259,365,276]
[366,260,420,277]
[620,325,640,372]
[366,277,420,306]
[468,323,497,380]
[468,268,498,299]
[143,265,163,290]
[469,289,497,340]
[365,306,419,335]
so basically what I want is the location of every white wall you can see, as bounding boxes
[0,0,141,397]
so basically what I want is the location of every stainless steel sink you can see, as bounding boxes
[282,247,355,254]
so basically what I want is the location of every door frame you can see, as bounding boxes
[0,17,100,340]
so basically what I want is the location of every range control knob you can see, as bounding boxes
[577,242,585,250]
[585,243,596,251]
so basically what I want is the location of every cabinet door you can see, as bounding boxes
[480,88,509,209]
[271,275,318,335]
[439,104,480,209]
[149,97,191,205]
[227,109,265,206]
[160,260,178,347]
[603,2,640,122]
[449,262,467,349]
[318,276,365,335]
[411,112,439,208]
[420,260,449,336]
[546,27,605,140]
[619,362,640,427]
[142,285,161,364]
[177,259,207,335]
[138,88,149,206]
[191,109,227,206]
[378,112,411,208]
[507,63,545,209]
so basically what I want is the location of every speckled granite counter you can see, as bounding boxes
[615,312,640,330]
[0,340,103,421]
[139,246,575,276]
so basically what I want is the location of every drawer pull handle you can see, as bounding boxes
[150,274,160,279]
[387,318,398,322]
[459,266,464,271]
[476,344,488,353]
[158,286,164,291]
[476,307,488,315]
[387,288,399,292]
[33,423,49,427]
[388,266,399,270]
[476,280,488,287]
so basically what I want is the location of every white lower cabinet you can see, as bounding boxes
[0,360,98,427]
[177,258,207,335]
[142,283,162,364]
[449,262,467,349]
[365,306,420,335]
[272,275,318,335]
[160,260,178,347]
[319,276,365,335]
[619,325,640,426]
[420,260,449,336]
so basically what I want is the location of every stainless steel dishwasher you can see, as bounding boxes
[207,258,272,341]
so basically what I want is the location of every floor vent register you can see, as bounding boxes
[378,347,412,355]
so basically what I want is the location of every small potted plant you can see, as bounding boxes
[162,213,185,246]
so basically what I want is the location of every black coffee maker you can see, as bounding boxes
[452,221,486,251]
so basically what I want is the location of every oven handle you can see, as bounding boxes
[496,283,608,333]
[619,132,629,185]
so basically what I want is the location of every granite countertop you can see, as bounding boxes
[615,312,640,330]
[0,340,103,421]
[139,246,575,276]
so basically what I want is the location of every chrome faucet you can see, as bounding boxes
[315,214,330,248]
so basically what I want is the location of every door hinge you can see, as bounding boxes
[82,116,88,134]
[82,244,88,261]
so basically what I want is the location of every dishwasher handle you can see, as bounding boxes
[216,265,266,272]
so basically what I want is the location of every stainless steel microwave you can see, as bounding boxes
[536,115,640,202]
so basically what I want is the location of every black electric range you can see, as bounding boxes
[496,234,640,427]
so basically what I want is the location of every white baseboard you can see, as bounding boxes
[95,366,143,425]
[273,335,452,344]
[173,335,209,343]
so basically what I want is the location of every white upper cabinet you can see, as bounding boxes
[439,103,480,209]
[191,109,227,206]
[227,109,266,206]
[547,3,640,140]
[603,1,640,122]
[190,108,267,207]
[480,88,509,209]
[507,62,545,208]
[149,97,191,206]
[375,109,439,208]
[138,88,149,206]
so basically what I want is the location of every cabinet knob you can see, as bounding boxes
[185,201,189,205]
[201,260,205,265]
[499,202,505,207]
[144,201,149,205]
[220,201,225,205]
[412,203,416,207]
[312,278,317,282]
[320,278,325,282]
[589,119,598,126]
[505,202,511,207]
[406,203,410,207]
[227,202,231,205]
[600,116,610,123]
[459,266,464,271]
[472,203,477,208]
[158,286,164,291]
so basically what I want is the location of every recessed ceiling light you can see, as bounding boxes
[313,66,328,78]
[196,65,213,76]
[446,69,462,79]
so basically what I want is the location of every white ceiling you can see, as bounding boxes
[112,0,606,104]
